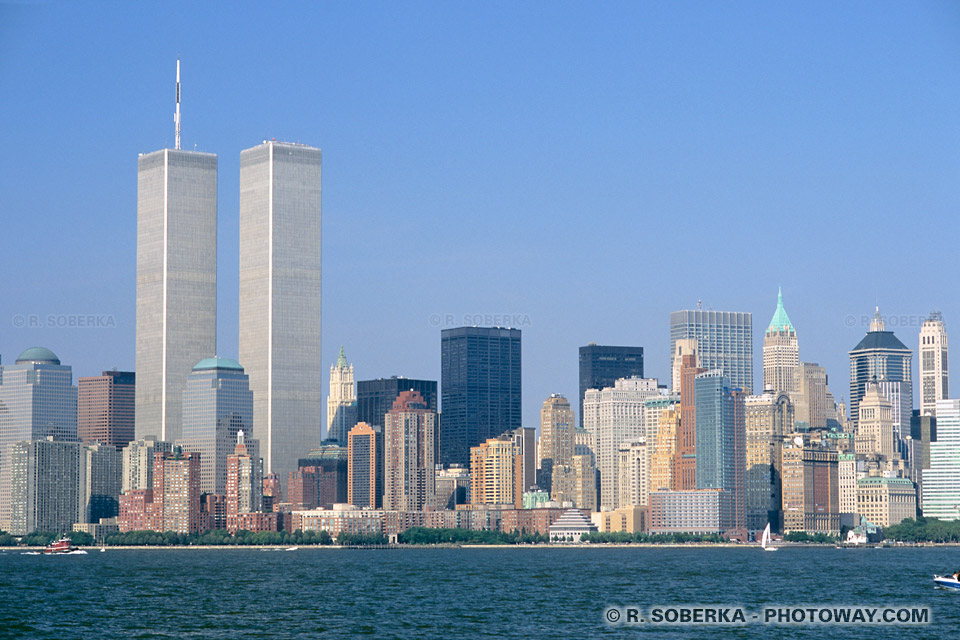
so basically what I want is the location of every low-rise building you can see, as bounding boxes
[648,489,732,534]
[592,506,647,533]
[855,476,916,527]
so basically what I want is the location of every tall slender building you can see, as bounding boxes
[694,372,746,530]
[538,394,574,491]
[762,289,798,396]
[848,308,912,440]
[78,371,135,448]
[356,377,438,430]
[327,346,357,443]
[347,422,381,509]
[136,64,217,443]
[744,390,792,531]
[922,399,960,520]
[920,312,949,417]
[670,309,753,395]
[383,391,436,511]
[440,327,521,466]
[239,141,323,487]
[675,354,705,490]
[578,344,644,426]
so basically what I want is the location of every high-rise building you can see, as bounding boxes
[670,309,753,395]
[551,454,597,511]
[838,453,857,517]
[0,347,77,531]
[151,449,203,534]
[617,439,649,508]
[178,358,257,495]
[919,312,949,417]
[763,289,798,396]
[78,371,135,448]
[383,391,436,511]
[80,443,122,524]
[226,430,263,521]
[512,426,538,492]
[538,394,574,491]
[694,372,746,529]
[920,399,960,520]
[10,438,82,535]
[470,435,524,508]
[848,308,912,439]
[583,378,659,510]
[855,380,895,459]
[347,422,381,509]
[650,407,680,493]
[793,362,830,430]
[579,344,644,426]
[327,346,357,444]
[356,377,438,430]
[239,140,323,488]
[440,327,521,466]
[675,354,705,490]
[744,390,792,531]
[670,339,698,395]
[910,410,936,510]
[298,443,349,509]
[780,437,840,534]
[121,436,172,493]
[136,145,217,444]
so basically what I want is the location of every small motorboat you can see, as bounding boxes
[934,574,960,590]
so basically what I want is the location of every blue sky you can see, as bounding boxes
[1,1,958,428]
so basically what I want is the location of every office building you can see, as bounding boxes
[0,347,77,531]
[440,326,521,466]
[356,377,438,430]
[80,443,122,523]
[239,140,323,488]
[744,390,792,531]
[136,144,217,444]
[780,438,840,535]
[579,344,644,426]
[551,454,597,511]
[762,289,798,396]
[694,372,746,529]
[327,347,357,443]
[648,489,733,534]
[383,391,436,511]
[650,407,679,493]
[848,308,912,437]
[298,443,349,509]
[675,354,705,490]
[855,476,916,527]
[617,439,649,508]
[919,312,949,417]
[538,394,574,491]
[670,339,698,395]
[670,309,753,395]
[855,380,895,459]
[78,371,135,448]
[920,399,960,520]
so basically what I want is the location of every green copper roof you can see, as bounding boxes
[767,287,794,333]
[15,347,61,365]
[335,345,348,369]
[192,357,243,372]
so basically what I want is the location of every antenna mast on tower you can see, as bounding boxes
[174,59,181,150]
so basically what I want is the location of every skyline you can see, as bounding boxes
[2,3,958,428]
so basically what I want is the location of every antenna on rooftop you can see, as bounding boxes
[174,59,181,150]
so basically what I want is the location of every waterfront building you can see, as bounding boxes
[10,438,82,535]
[592,505,647,533]
[383,391,436,511]
[136,143,217,444]
[670,309,753,395]
[291,503,384,537]
[762,289,798,396]
[78,371,135,448]
[538,394,574,491]
[471,435,524,508]
[617,439,649,508]
[347,422,381,509]
[121,436,172,493]
[356,377,438,430]
[855,476,916,527]
[150,450,202,534]
[327,347,357,444]
[694,372,746,529]
[744,390,792,530]
[648,489,732,534]
[440,326,521,466]
[178,358,257,495]
[548,508,598,542]
[435,465,471,510]
[848,308,913,439]
[780,438,840,535]
[579,344,644,426]
[920,399,960,520]
[0,347,77,531]
[239,140,323,488]
[80,443,122,523]
[919,313,949,417]
[855,380,895,459]
[225,431,263,523]
[551,454,597,511]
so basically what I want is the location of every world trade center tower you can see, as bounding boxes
[239,141,322,488]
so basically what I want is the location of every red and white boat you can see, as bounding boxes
[42,536,87,555]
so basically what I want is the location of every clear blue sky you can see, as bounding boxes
[1,1,958,428]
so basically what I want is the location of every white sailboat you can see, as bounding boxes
[761,523,777,552]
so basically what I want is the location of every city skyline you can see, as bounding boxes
[2,3,958,430]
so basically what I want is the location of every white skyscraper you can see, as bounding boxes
[327,346,357,444]
[919,312,949,417]
[922,399,960,520]
[135,63,217,443]
[239,141,322,487]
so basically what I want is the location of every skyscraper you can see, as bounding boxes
[356,377,438,430]
[675,354,705,490]
[921,399,960,520]
[327,346,357,443]
[440,327,521,466]
[383,391,436,511]
[744,390,792,531]
[347,422,381,509]
[178,357,257,495]
[848,308,912,440]
[919,312,949,417]
[0,347,77,531]
[470,435,524,508]
[80,443,122,524]
[79,371,135,448]
[226,431,263,519]
[694,372,746,530]
[121,435,172,493]
[10,438,82,535]
[136,135,217,444]
[762,289,798,396]
[670,309,754,395]
[239,141,323,487]
[538,394,575,491]
[578,344,644,426]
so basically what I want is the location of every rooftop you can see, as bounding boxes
[15,347,61,365]
[766,287,795,334]
[192,357,244,372]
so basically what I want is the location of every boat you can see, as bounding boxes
[761,523,777,552]
[100,547,106,553]
[42,536,87,555]
[285,546,298,552]
[934,574,960,590]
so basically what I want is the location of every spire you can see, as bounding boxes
[766,287,795,334]
[336,345,348,369]
[174,59,181,150]
[869,306,885,332]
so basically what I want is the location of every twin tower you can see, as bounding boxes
[135,139,322,488]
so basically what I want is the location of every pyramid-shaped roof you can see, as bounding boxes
[767,288,794,334]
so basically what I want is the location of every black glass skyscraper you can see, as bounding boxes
[578,344,644,426]
[356,377,438,430]
[440,327,522,466]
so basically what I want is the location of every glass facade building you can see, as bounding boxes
[440,327,521,467]
[670,310,754,395]
[694,371,746,529]
[848,311,912,440]
[356,378,437,430]
[78,371,135,448]
[578,344,644,427]
[921,399,960,520]
[136,149,218,443]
